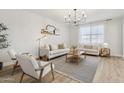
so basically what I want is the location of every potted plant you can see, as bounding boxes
[0,23,10,70]
[71,45,77,49]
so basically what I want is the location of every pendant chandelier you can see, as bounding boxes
[64,9,87,25]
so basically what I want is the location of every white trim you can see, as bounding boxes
[111,54,122,58]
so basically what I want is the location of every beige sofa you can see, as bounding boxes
[40,44,70,60]
[79,43,101,56]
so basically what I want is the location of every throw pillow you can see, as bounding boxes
[63,43,67,48]
[92,45,98,50]
[84,44,92,49]
[50,44,58,50]
[79,44,84,48]
[58,43,64,49]
[44,44,50,50]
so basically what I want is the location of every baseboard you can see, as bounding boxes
[110,54,123,58]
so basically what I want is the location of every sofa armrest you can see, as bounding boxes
[40,48,49,57]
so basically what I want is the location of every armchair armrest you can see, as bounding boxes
[35,61,54,80]
[35,62,53,71]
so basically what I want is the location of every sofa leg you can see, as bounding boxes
[42,55,49,61]
[47,57,49,61]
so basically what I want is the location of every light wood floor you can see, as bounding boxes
[0,65,80,83]
[93,56,124,83]
[1,56,124,83]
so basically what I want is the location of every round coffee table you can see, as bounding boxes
[66,49,86,64]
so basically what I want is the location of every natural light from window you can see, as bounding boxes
[79,22,104,44]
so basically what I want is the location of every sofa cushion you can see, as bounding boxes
[50,49,69,55]
[58,43,65,49]
[82,49,98,53]
[79,43,84,48]
[92,45,99,50]
[49,44,58,51]
[64,43,67,48]
[84,44,92,49]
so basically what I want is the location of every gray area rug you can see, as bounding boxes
[50,55,100,83]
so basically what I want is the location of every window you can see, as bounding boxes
[79,22,104,44]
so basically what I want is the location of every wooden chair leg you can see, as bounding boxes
[51,63,54,80]
[12,61,18,75]
[66,55,67,62]
[46,56,49,61]
[20,72,25,83]
[39,69,44,82]
[47,58,49,61]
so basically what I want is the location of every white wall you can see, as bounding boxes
[69,25,79,46]
[0,10,69,66]
[104,18,123,57]
[123,17,124,58]
[69,17,123,57]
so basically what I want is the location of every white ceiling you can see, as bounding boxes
[27,9,124,23]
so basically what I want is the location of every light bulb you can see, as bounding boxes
[64,16,67,19]
[82,11,85,15]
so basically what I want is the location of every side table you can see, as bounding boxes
[99,48,110,57]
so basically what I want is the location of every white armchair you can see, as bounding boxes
[8,49,19,75]
[16,54,55,83]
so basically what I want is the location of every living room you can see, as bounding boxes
[0,9,124,83]
[1,0,124,93]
